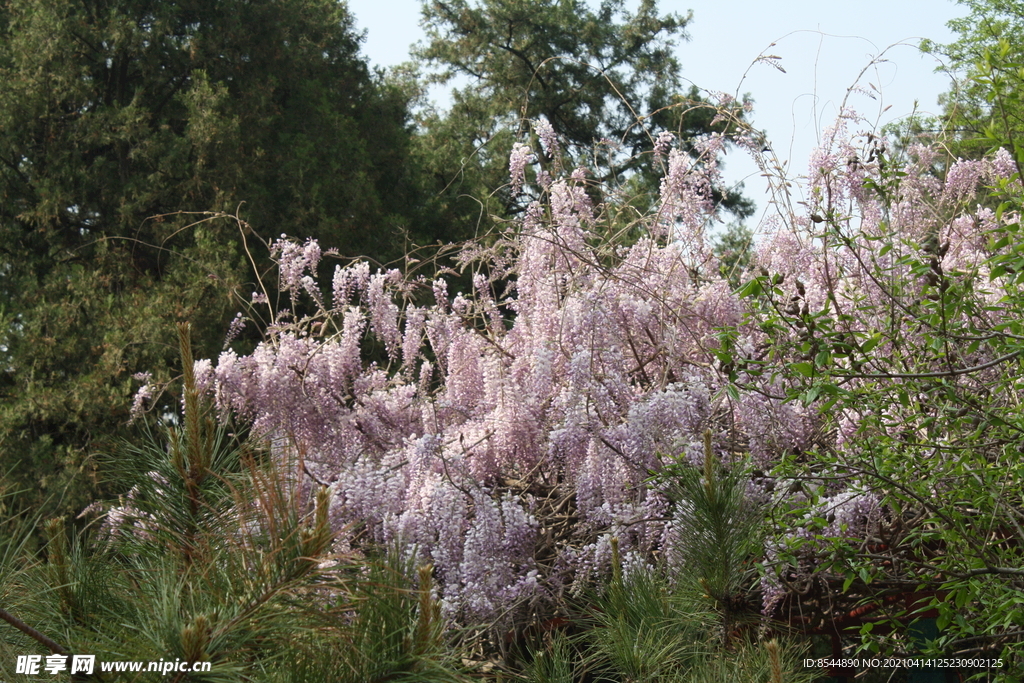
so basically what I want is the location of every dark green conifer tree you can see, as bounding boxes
[0,0,429,522]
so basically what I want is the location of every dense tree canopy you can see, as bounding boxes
[0,0,430,522]
[0,0,428,263]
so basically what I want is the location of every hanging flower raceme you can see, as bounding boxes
[161,118,1023,636]
[509,142,533,196]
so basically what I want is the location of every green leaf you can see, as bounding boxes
[820,395,840,412]
[736,278,763,298]
[790,362,814,377]
[860,334,881,353]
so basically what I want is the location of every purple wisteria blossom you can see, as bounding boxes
[533,117,559,158]
[178,116,1015,626]
[509,142,532,196]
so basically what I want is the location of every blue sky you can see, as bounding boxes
[345,0,962,220]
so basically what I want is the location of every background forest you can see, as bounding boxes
[0,0,1022,681]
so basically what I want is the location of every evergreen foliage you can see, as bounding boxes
[525,534,812,683]
[0,324,469,682]
[0,0,429,524]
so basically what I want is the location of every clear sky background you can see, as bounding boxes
[345,0,964,222]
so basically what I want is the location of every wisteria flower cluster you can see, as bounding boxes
[165,113,1020,631]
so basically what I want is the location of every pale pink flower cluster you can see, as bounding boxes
[224,313,246,348]
[183,120,1018,626]
[656,134,724,254]
[653,131,675,160]
[272,236,321,296]
[532,117,559,158]
[197,163,763,623]
[509,142,532,196]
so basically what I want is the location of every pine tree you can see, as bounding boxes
[411,0,753,234]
